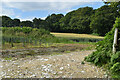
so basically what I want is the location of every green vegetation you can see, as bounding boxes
[1,27,103,49]
[51,32,104,42]
[4,57,12,60]
[1,1,120,78]
[85,18,120,78]
[1,27,74,49]
[50,52,62,56]
[90,5,119,36]
[81,61,85,64]
[51,32,104,39]
[1,2,120,36]
[59,7,94,34]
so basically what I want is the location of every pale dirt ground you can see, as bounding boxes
[1,50,107,78]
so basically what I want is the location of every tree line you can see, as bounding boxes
[1,2,120,36]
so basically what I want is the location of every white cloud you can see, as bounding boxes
[66,9,75,13]
[2,0,103,2]
[20,18,33,21]
[1,2,81,17]
[15,16,46,21]
[1,0,104,21]
[15,16,20,18]
[41,17,47,20]
[0,8,15,16]
[2,2,87,12]
[16,16,35,21]
[0,0,2,15]
[0,0,15,16]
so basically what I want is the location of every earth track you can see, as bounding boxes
[1,50,107,78]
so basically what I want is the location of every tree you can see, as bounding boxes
[90,5,119,36]
[59,7,94,33]
[33,18,42,28]
[33,18,50,30]
[45,14,64,32]
[2,16,13,27]
[13,18,20,27]
[20,20,33,27]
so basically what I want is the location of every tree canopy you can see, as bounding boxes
[1,1,120,36]
[90,5,119,36]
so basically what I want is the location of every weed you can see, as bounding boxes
[51,52,61,56]
[4,57,12,60]
[81,61,85,64]
[64,51,71,53]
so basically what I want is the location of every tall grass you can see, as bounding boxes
[1,27,74,49]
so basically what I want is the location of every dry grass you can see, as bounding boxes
[51,32,104,39]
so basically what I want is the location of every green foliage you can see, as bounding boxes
[85,18,120,77]
[1,27,53,48]
[2,16,14,27]
[59,7,94,34]
[20,21,33,27]
[81,61,85,64]
[90,5,119,36]
[2,27,50,38]
[110,62,120,75]
[33,18,49,30]
[1,27,74,49]
[1,2,120,36]
[13,19,20,27]
[110,52,120,75]
[70,38,103,42]
[45,14,64,32]
[111,51,120,65]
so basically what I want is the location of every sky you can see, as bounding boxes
[1,0,105,21]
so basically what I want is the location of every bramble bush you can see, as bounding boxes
[84,18,120,77]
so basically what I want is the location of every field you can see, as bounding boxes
[51,32,104,42]
[1,27,105,50]
[51,32,104,39]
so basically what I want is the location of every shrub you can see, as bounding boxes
[85,18,120,77]
[110,62,120,75]
[111,51,120,65]
[110,52,120,75]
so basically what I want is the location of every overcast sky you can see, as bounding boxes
[1,0,105,21]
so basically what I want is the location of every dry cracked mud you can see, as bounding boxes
[1,50,108,78]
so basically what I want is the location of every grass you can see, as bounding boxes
[2,42,54,50]
[51,32,104,43]
[2,31,100,50]
[2,42,95,59]
[4,57,12,60]
[51,32,104,39]
[50,52,62,56]
[2,39,96,50]
[64,51,71,53]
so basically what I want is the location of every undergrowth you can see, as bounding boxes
[84,18,120,78]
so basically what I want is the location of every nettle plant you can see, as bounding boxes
[85,18,120,77]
